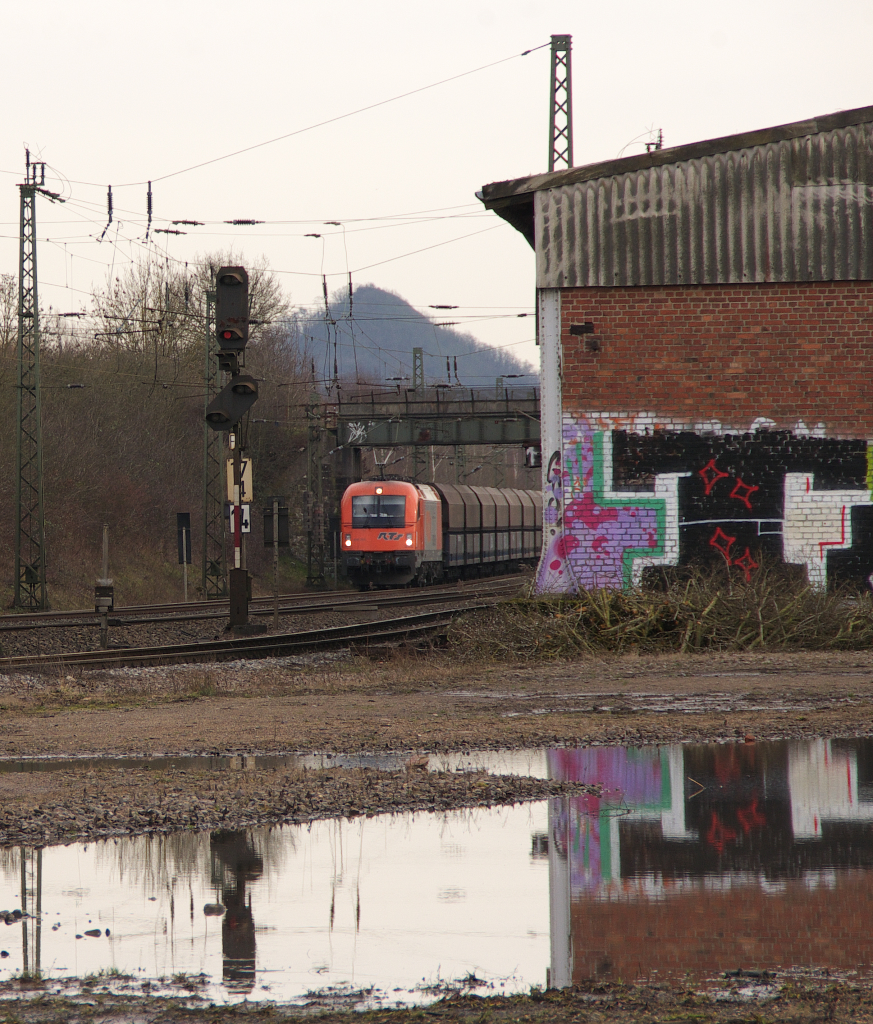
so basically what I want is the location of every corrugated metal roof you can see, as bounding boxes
[480,104,873,288]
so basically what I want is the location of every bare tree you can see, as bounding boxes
[89,251,292,363]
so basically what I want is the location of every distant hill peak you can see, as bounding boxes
[294,283,536,387]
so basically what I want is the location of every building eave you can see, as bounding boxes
[478,102,873,248]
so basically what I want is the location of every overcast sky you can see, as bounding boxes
[3,0,872,372]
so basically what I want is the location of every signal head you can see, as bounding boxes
[215,265,249,352]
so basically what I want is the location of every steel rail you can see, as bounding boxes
[0,603,490,672]
[0,576,527,631]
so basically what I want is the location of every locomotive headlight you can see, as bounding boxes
[405,533,413,547]
[344,534,352,547]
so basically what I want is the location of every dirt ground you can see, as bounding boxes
[0,974,871,1023]
[0,646,872,1022]
[0,646,870,842]
[2,647,873,759]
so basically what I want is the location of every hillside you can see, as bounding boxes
[294,284,536,388]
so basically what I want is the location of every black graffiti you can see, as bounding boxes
[612,429,872,588]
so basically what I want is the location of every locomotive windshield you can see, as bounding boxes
[352,494,406,528]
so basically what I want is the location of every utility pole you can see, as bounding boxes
[202,289,227,598]
[489,446,507,488]
[272,497,280,630]
[411,346,426,481]
[412,347,424,391]
[20,846,42,978]
[548,34,573,172]
[96,524,112,648]
[454,444,467,484]
[14,153,57,610]
[305,393,325,585]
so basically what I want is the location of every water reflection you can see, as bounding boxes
[0,737,872,1004]
[0,804,548,1006]
[210,832,261,992]
[547,738,873,986]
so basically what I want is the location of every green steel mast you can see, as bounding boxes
[14,155,49,610]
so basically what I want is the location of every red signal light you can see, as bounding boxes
[215,266,249,352]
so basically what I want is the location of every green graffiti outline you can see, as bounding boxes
[563,430,668,587]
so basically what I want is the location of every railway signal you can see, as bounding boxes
[215,266,249,373]
[207,265,257,629]
[205,375,259,430]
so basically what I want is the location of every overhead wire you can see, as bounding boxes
[0,36,547,367]
[38,42,550,188]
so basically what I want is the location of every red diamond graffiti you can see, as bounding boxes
[729,478,759,510]
[698,459,730,496]
[709,527,736,562]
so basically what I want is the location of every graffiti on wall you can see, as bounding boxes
[538,416,873,593]
[538,415,686,591]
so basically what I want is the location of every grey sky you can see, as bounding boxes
[3,0,871,370]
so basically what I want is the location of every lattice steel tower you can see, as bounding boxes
[14,156,49,610]
[305,392,326,586]
[202,289,227,598]
[548,34,573,172]
[411,346,427,480]
[20,847,42,976]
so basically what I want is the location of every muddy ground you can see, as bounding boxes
[1,973,872,1023]
[0,646,872,1021]
[2,647,872,760]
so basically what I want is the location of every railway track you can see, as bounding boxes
[0,577,523,672]
[0,575,526,630]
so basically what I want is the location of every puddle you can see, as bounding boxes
[449,688,864,717]
[0,804,548,1007]
[2,736,873,1003]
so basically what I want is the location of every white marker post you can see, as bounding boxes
[176,513,192,603]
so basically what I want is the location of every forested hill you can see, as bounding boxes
[294,284,536,388]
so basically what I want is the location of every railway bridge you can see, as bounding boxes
[333,386,541,448]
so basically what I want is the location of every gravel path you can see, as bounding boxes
[0,761,596,848]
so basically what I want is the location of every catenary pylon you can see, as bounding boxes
[548,34,573,172]
[14,154,50,610]
[202,288,227,598]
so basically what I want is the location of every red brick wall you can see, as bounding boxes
[560,282,873,438]
[571,875,873,982]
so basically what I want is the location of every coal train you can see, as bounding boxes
[340,479,542,587]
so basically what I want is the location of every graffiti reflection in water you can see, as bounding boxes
[547,739,873,986]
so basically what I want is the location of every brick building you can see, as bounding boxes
[480,105,873,592]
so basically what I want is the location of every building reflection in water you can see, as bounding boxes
[547,739,873,987]
[209,831,263,992]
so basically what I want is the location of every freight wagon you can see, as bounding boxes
[340,480,542,588]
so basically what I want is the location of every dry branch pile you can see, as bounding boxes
[450,566,873,659]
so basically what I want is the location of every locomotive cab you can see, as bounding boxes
[340,480,441,587]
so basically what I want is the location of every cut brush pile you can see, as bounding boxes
[449,565,873,658]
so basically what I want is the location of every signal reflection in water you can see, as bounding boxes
[0,804,550,1007]
[547,738,873,986]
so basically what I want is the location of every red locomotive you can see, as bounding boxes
[340,479,542,587]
